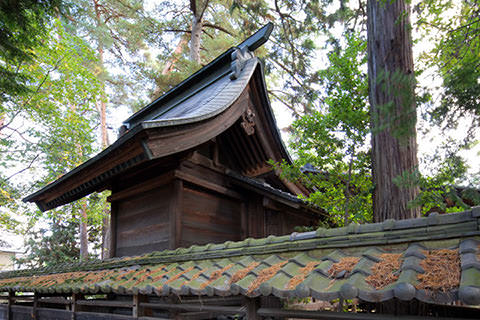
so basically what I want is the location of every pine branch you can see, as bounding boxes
[203,22,234,36]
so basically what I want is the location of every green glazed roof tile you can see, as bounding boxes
[460,268,480,287]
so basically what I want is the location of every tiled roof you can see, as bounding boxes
[1,209,480,305]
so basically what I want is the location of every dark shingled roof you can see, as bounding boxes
[23,23,297,211]
[1,208,480,306]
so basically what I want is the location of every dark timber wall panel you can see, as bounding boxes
[281,210,316,234]
[181,185,242,247]
[0,305,6,320]
[115,184,171,257]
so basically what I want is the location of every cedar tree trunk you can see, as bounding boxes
[367,0,421,222]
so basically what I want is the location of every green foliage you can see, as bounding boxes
[414,0,479,213]
[275,32,372,226]
[68,0,162,110]
[419,0,480,129]
[0,21,106,264]
[413,153,479,214]
[16,218,80,268]
[0,0,64,101]
[1,20,100,197]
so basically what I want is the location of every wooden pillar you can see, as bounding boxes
[133,294,149,318]
[245,298,260,320]
[132,294,139,318]
[169,179,183,249]
[31,292,39,320]
[241,203,248,239]
[109,201,118,258]
[7,291,14,320]
[71,293,83,320]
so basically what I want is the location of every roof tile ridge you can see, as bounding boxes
[1,208,478,280]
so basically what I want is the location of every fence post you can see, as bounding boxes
[31,292,39,320]
[245,297,260,320]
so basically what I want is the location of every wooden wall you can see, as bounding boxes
[108,151,320,258]
[180,184,242,247]
[114,184,172,257]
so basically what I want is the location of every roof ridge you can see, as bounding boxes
[123,23,273,128]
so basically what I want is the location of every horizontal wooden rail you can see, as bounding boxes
[76,299,133,308]
[38,297,70,305]
[257,308,475,320]
[140,302,245,315]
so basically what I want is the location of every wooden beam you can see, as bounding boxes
[109,201,117,258]
[38,297,71,305]
[188,151,225,174]
[71,293,77,320]
[140,302,245,315]
[107,171,175,202]
[247,87,277,161]
[132,294,150,318]
[256,308,476,320]
[132,294,139,318]
[174,170,243,200]
[279,174,306,197]
[76,299,133,308]
[241,203,248,239]
[246,164,272,177]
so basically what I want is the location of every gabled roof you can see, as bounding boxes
[1,209,479,306]
[122,23,274,128]
[24,23,294,211]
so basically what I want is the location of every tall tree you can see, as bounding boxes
[0,21,104,264]
[367,0,420,221]
[66,0,163,257]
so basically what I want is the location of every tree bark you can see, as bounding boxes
[367,0,420,221]
[190,14,202,63]
[189,0,209,63]
[93,0,111,259]
[162,37,188,75]
[79,200,89,260]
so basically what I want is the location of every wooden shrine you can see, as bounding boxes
[24,23,322,258]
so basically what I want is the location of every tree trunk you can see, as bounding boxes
[93,0,112,259]
[162,37,188,75]
[190,15,202,63]
[79,200,89,260]
[367,0,420,222]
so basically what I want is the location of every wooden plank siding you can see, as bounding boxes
[114,184,172,257]
[180,185,242,248]
[106,142,320,257]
